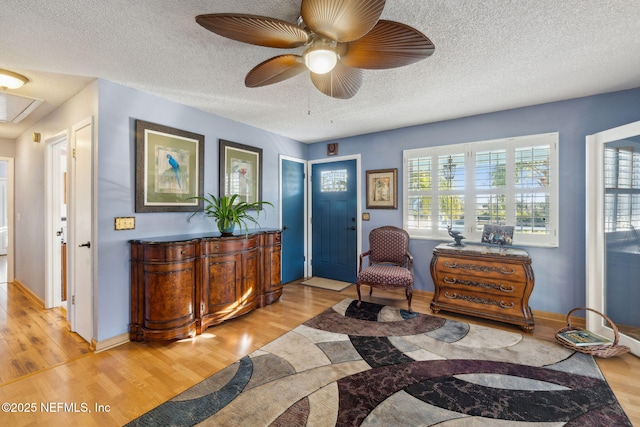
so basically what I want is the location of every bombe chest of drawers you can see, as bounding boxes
[430,243,535,331]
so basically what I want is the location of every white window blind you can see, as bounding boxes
[403,133,559,247]
[604,146,640,233]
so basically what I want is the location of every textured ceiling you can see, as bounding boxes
[1,0,640,142]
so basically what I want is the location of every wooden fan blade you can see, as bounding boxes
[310,61,363,99]
[245,55,307,87]
[196,14,309,48]
[340,20,435,69]
[301,0,385,42]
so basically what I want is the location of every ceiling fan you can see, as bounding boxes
[196,0,435,99]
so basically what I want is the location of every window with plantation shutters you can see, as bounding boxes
[403,133,559,247]
[604,145,640,233]
[406,156,433,230]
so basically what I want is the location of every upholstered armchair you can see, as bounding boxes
[356,226,414,312]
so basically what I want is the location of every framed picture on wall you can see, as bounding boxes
[135,120,204,213]
[366,168,398,209]
[219,139,263,205]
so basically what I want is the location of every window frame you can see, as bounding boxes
[403,132,559,247]
[603,142,640,236]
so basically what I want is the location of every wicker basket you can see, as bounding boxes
[555,307,631,358]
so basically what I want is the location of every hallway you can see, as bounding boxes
[0,256,91,385]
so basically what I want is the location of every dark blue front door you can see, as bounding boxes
[281,158,305,283]
[311,159,357,282]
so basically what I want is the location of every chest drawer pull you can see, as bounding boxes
[443,261,515,275]
[444,291,515,309]
[443,277,515,292]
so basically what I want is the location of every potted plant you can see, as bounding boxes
[188,193,273,236]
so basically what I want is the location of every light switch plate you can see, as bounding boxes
[115,217,135,230]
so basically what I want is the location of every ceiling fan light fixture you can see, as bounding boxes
[303,44,338,74]
[196,3,435,99]
[0,69,29,90]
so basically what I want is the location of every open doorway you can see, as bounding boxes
[0,159,7,284]
[45,133,67,309]
[44,119,94,344]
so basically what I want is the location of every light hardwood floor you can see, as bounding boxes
[0,281,91,384]
[0,279,638,426]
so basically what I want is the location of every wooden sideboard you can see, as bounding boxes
[430,243,535,331]
[129,230,282,342]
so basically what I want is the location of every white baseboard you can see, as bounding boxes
[93,333,129,353]
[12,279,45,307]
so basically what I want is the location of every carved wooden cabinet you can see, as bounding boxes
[430,243,535,331]
[200,234,262,331]
[261,232,283,306]
[130,231,282,342]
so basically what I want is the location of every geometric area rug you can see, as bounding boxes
[126,298,632,426]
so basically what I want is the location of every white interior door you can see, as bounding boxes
[70,117,94,343]
[586,120,640,357]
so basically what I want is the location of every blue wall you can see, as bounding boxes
[94,81,640,342]
[308,87,640,316]
[96,80,307,341]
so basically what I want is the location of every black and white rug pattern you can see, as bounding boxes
[127,298,631,426]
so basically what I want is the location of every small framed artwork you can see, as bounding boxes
[481,225,515,246]
[135,120,204,213]
[219,140,263,205]
[366,168,398,209]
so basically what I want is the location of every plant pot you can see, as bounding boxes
[220,225,235,237]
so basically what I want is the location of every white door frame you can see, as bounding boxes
[0,176,6,256]
[307,154,362,278]
[0,157,14,282]
[44,131,68,308]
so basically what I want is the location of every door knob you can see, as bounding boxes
[79,241,91,248]
[347,226,356,231]
[282,226,289,230]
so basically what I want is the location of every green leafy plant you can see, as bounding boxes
[188,193,273,236]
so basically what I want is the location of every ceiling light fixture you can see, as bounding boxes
[0,69,29,90]
[303,40,338,75]
[196,2,435,99]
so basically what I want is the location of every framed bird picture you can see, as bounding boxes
[135,120,204,212]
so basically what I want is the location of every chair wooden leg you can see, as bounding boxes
[356,283,362,307]
[406,287,413,313]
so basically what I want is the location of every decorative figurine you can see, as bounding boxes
[447,225,466,247]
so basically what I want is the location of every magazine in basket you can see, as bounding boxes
[557,329,612,347]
